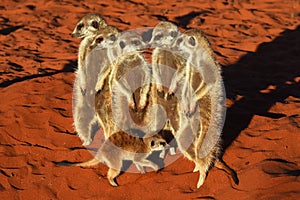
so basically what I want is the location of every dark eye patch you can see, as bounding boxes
[109,34,117,41]
[188,36,196,46]
[132,40,141,46]
[154,33,163,41]
[151,140,155,147]
[77,23,84,31]
[170,31,177,38]
[119,41,126,49]
[160,142,166,146]
[176,37,183,45]
[91,21,99,29]
[96,36,104,44]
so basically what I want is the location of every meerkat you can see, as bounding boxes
[149,21,187,155]
[171,29,239,188]
[71,13,107,39]
[72,25,119,145]
[69,130,168,186]
[150,21,182,95]
[93,30,152,139]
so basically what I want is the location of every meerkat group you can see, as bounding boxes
[69,13,239,188]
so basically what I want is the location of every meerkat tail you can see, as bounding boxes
[214,159,239,185]
[71,158,101,167]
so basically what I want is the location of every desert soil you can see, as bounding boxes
[0,0,300,199]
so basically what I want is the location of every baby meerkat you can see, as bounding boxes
[171,29,239,188]
[73,26,119,145]
[69,130,168,187]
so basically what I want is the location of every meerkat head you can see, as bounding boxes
[89,26,120,49]
[149,21,179,48]
[71,13,107,38]
[148,135,168,151]
[171,29,211,58]
[115,31,148,55]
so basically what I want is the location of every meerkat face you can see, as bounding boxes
[71,13,107,38]
[171,33,197,58]
[116,31,148,55]
[149,136,168,151]
[89,26,119,49]
[149,21,179,48]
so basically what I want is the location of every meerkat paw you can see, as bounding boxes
[95,81,104,92]
[156,84,163,93]
[82,138,92,146]
[108,179,118,187]
[169,147,176,156]
[197,174,206,188]
[159,150,166,158]
[193,164,199,172]
[128,100,136,110]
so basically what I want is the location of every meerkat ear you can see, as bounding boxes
[91,21,99,29]
[119,41,126,49]
[188,36,196,46]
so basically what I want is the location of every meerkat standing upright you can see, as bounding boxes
[71,13,108,94]
[171,29,239,188]
[68,130,168,186]
[149,21,185,154]
[93,30,154,138]
[71,15,119,145]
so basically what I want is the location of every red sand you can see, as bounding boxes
[0,0,300,199]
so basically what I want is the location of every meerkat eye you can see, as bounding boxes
[91,21,99,29]
[119,41,126,49]
[132,40,141,46]
[160,142,166,146]
[176,37,183,45]
[154,33,163,41]
[77,23,84,31]
[96,37,104,44]
[188,36,196,46]
[170,31,178,38]
[151,140,155,147]
[109,34,117,41]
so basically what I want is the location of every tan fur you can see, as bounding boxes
[150,22,186,155]
[70,131,168,186]
[71,13,107,38]
[73,25,119,145]
[94,31,152,139]
[172,29,238,188]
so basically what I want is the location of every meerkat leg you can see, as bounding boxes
[135,164,146,174]
[214,159,239,185]
[107,168,121,187]
[135,160,159,171]
[74,102,95,145]
[195,158,211,188]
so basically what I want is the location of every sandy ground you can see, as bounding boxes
[0,0,300,199]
